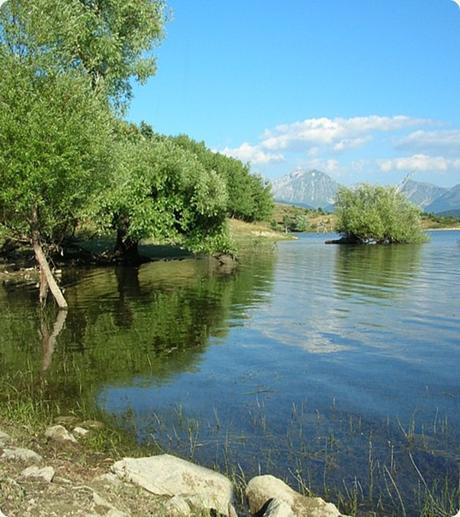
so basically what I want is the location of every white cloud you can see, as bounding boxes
[378,154,460,173]
[451,0,460,9]
[220,143,284,164]
[397,129,460,154]
[260,115,429,152]
[303,158,341,175]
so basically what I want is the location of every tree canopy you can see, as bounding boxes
[335,184,426,244]
[166,134,274,222]
[0,53,113,248]
[93,131,232,260]
[0,0,165,105]
[0,0,274,308]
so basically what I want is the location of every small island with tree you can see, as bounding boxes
[329,184,426,245]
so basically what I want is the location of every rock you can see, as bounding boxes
[80,419,105,430]
[1,447,43,463]
[112,454,235,516]
[54,415,80,427]
[163,495,191,516]
[73,426,90,438]
[106,510,130,517]
[94,472,123,487]
[0,509,7,517]
[263,498,294,517]
[92,491,129,517]
[0,430,11,447]
[246,475,344,517]
[45,425,77,444]
[20,465,55,483]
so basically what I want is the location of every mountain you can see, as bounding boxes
[425,184,460,214]
[271,169,340,209]
[271,170,460,215]
[400,179,448,210]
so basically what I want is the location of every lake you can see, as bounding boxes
[1,230,459,515]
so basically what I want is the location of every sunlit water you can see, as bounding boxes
[1,231,459,515]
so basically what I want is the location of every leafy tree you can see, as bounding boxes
[335,184,426,244]
[94,135,232,260]
[0,53,114,307]
[0,0,165,106]
[0,0,166,308]
[168,134,274,222]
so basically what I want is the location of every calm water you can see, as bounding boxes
[1,231,459,515]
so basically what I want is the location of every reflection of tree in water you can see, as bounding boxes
[113,266,141,329]
[334,244,421,300]
[0,252,276,410]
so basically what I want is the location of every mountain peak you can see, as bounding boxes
[272,169,339,209]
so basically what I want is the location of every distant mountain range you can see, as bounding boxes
[271,169,460,215]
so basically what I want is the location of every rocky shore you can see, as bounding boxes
[0,417,346,516]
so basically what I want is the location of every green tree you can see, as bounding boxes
[169,134,274,222]
[0,0,166,308]
[0,53,114,307]
[0,0,165,106]
[94,135,232,261]
[335,184,426,244]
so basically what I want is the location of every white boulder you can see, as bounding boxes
[246,475,344,517]
[20,465,55,483]
[45,425,77,444]
[1,447,43,463]
[112,454,235,516]
[0,430,11,447]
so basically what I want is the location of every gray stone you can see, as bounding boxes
[94,472,123,487]
[111,454,235,516]
[45,425,77,444]
[0,430,11,447]
[80,420,105,430]
[1,447,43,463]
[106,510,130,517]
[20,465,55,483]
[54,415,80,427]
[92,492,129,517]
[263,498,294,517]
[163,495,191,516]
[246,475,344,517]
[73,426,90,438]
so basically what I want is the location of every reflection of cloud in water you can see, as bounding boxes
[260,327,351,354]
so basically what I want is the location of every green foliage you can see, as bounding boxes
[0,53,113,246]
[168,134,274,222]
[0,0,165,106]
[94,134,233,254]
[335,184,426,244]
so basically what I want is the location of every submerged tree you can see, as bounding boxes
[335,184,426,244]
[0,55,114,307]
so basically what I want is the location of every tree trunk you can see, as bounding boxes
[41,309,68,372]
[32,235,68,309]
[115,227,140,264]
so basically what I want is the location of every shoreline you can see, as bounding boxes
[0,412,344,517]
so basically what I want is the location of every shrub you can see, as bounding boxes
[335,184,426,244]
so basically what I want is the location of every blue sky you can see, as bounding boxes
[128,0,460,187]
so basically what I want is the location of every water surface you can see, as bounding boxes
[1,231,459,515]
